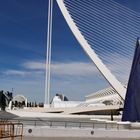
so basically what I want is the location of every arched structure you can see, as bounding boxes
[12,95,27,107]
[56,0,126,100]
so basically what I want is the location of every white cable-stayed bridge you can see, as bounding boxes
[45,0,140,113]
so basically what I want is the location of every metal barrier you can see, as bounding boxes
[0,120,23,140]
[7,118,133,130]
[0,118,135,139]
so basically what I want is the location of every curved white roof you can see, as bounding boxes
[12,95,27,102]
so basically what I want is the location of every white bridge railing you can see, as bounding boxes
[6,118,134,130]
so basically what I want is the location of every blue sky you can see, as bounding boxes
[0,0,140,102]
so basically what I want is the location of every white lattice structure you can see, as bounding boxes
[85,87,126,105]
[75,86,125,108]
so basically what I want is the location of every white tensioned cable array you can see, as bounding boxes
[56,0,140,100]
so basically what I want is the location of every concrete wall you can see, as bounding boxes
[23,126,140,139]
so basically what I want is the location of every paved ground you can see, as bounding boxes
[9,137,140,140]
[0,111,18,119]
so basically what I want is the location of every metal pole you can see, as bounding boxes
[45,0,53,104]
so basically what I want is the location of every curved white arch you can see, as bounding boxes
[56,0,126,100]
[13,95,27,102]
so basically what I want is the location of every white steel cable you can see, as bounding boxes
[65,1,140,38]
[66,0,140,19]
[57,0,127,100]
[63,1,139,70]
[66,7,138,52]
[69,0,140,26]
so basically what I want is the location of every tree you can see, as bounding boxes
[0,91,6,111]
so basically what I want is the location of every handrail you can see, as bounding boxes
[0,120,23,140]
[2,118,132,130]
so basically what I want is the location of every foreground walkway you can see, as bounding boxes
[5,136,139,140]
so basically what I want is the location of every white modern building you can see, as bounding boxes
[50,93,82,108]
